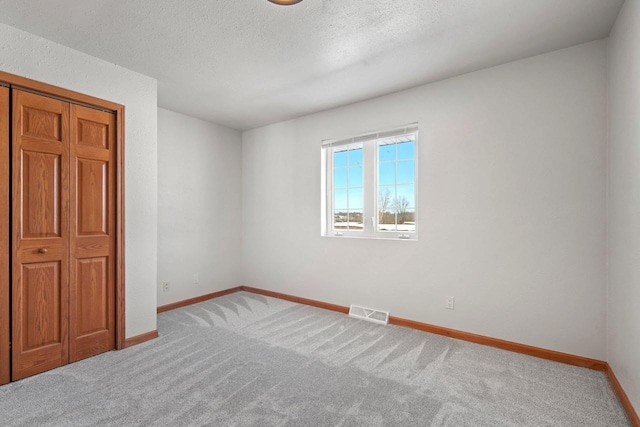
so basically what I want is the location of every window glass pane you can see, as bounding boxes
[348,148,363,166]
[334,150,347,167]
[378,186,393,213]
[378,143,396,162]
[349,166,363,187]
[348,188,363,209]
[378,162,395,185]
[334,168,348,188]
[348,210,364,230]
[395,184,415,209]
[378,210,396,231]
[378,186,393,230]
[334,189,348,210]
[397,208,415,231]
[397,140,415,159]
[397,160,415,184]
[334,210,348,229]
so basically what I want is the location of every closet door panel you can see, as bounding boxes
[21,150,62,237]
[20,262,63,350]
[0,86,9,385]
[75,257,108,336]
[12,90,70,380]
[69,104,115,362]
[77,157,108,235]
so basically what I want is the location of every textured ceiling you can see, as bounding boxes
[0,0,625,130]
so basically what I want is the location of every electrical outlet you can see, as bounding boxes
[445,296,455,310]
[163,282,170,292]
[192,274,199,284]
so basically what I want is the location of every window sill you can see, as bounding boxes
[322,233,418,241]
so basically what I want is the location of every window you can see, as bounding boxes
[322,124,418,240]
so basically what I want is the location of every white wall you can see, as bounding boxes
[242,40,608,359]
[607,0,640,413]
[157,108,242,306]
[0,23,158,338]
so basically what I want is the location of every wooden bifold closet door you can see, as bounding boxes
[0,86,9,385]
[11,89,116,380]
[68,104,116,363]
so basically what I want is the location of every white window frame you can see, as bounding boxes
[321,124,418,240]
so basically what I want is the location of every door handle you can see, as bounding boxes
[38,248,48,254]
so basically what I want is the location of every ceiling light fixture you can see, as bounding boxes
[267,0,303,5]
